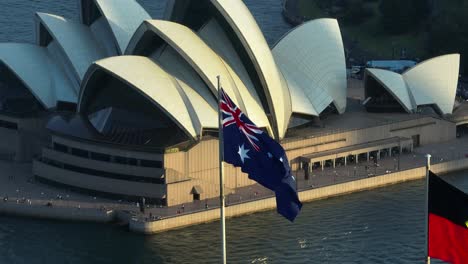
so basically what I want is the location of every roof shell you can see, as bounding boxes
[365,68,414,112]
[273,18,347,116]
[35,12,107,83]
[78,56,201,139]
[364,54,460,114]
[126,19,272,133]
[403,54,460,114]
[80,0,151,54]
[0,43,76,108]
[209,0,291,139]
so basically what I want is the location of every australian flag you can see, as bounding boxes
[220,88,302,221]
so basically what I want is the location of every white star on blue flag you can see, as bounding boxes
[237,144,250,163]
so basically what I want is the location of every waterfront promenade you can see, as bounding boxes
[1,138,468,232]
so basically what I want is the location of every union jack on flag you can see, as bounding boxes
[220,88,263,151]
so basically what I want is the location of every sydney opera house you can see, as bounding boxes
[0,0,461,206]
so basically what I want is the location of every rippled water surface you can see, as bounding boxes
[0,0,463,263]
[0,0,291,46]
[3,172,468,263]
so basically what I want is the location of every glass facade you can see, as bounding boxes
[0,62,44,116]
[80,70,190,148]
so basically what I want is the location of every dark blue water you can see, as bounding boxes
[0,0,291,46]
[0,0,460,263]
[3,172,467,263]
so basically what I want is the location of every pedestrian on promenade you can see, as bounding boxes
[181,204,185,211]
[205,202,209,209]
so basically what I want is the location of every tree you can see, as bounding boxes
[380,0,430,34]
[428,1,468,75]
[341,0,374,25]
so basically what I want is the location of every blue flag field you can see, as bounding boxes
[220,88,302,221]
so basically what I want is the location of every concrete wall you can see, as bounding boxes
[0,113,50,162]
[42,148,164,179]
[0,202,115,222]
[0,127,18,158]
[31,116,455,207]
[33,160,167,199]
[53,136,163,161]
[130,157,468,234]
[284,117,455,163]
[163,116,456,205]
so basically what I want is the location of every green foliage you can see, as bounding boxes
[428,1,468,74]
[341,0,374,25]
[379,0,430,34]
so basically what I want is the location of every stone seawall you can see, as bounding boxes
[0,202,115,223]
[130,158,468,234]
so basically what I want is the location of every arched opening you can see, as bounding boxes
[80,70,190,148]
[364,75,406,113]
[0,62,44,116]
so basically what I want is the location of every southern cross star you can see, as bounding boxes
[237,144,250,163]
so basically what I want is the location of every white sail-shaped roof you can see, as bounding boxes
[197,19,258,105]
[78,56,222,139]
[403,54,460,114]
[35,13,107,83]
[210,0,291,139]
[365,54,460,114]
[365,68,414,112]
[80,0,151,54]
[273,18,347,116]
[165,0,291,138]
[126,20,272,134]
[0,43,76,108]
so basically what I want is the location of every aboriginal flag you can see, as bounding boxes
[428,171,468,264]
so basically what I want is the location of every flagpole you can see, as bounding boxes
[217,75,227,264]
[425,154,431,264]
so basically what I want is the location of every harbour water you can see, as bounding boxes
[0,0,462,263]
[0,0,292,46]
[3,172,468,263]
